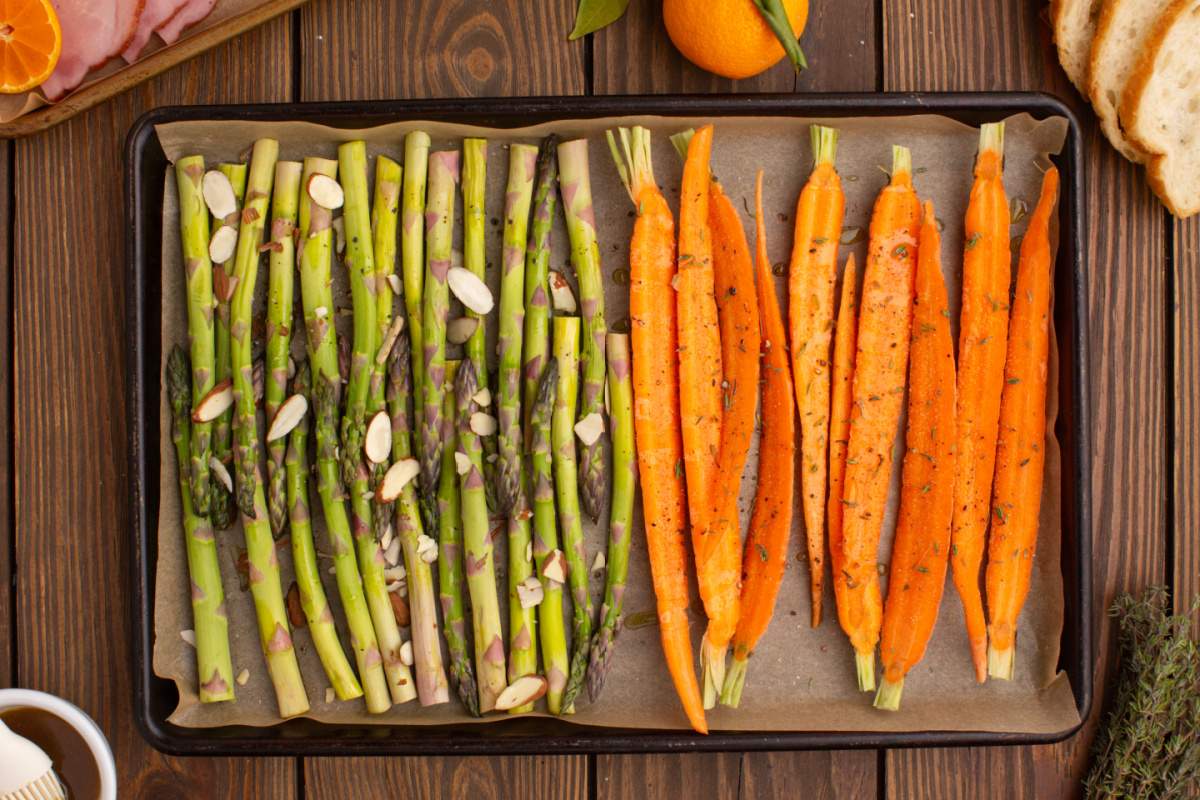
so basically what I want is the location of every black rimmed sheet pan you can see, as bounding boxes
[126,93,1090,756]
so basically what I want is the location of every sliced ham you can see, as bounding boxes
[157,0,216,45]
[41,0,144,100]
[122,0,191,63]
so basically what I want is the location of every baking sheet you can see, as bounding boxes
[151,111,1078,733]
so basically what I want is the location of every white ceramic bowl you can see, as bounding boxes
[0,689,117,800]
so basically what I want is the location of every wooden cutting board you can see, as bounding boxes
[0,0,308,138]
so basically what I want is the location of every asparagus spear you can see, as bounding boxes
[436,360,481,716]
[286,361,363,701]
[166,346,235,703]
[419,149,459,515]
[387,332,451,706]
[588,332,636,702]
[338,140,416,705]
[337,140,378,490]
[521,135,559,429]
[369,155,403,537]
[402,132,431,451]
[264,160,302,539]
[210,162,246,531]
[552,316,593,713]
[557,139,609,522]
[495,143,540,710]
[174,155,216,518]
[228,138,308,718]
[528,357,568,713]
[456,361,507,712]
[298,156,392,714]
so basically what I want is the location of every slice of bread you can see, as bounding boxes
[1121,0,1200,217]
[1086,0,1175,160]
[1052,0,1105,90]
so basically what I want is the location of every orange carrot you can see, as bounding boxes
[840,145,921,692]
[696,178,760,707]
[827,253,858,644]
[875,201,957,711]
[950,122,1012,684]
[674,126,729,706]
[788,125,845,627]
[608,126,707,733]
[720,170,795,708]
[986,166,1059,682]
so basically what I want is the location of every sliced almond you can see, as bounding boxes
[446,316,479,345]
[494,675,548,711]
[390,592,410,625]
[386,273,402,295]
[202,170,237,220]
[364,411,392,464]
[314,305,329,319]
[470,411,498,437]
[454,451,471,476]
[375,315,405,367]
[516,575,545,609]
[236,668,250,686]
[208,225,237,263]
[180,628,196,647]
[416,534,438,564]
[548,270,577,313]
[525,541,533,562]
[383,536,401,567]
[209,456,233,493]
[192,379,233,422]
[377,458,419,503]
[400,640,414,666]
[541,549,567,585]
[384,564,407,583]
[592,550,606,572]
[573,412,605,446]
[307,173,345,210]
[472,387,492,407]
[447,266,495,315]
[325,687,336,704]
[265,394,308,442]
[332,217,345,254]
[379,528,394,555]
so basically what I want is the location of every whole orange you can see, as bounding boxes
[663,0,808,80]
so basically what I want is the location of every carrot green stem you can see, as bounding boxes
[873,677,904,711]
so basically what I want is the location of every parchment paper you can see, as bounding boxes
[151,112,1079,734]
[0,0,284,123]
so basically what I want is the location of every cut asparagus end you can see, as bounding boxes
[810,124,839,167]
[873,677,904,711]
[987,643,1016,681]
[700,636,728,710]
[855,650,876,692]
[719,656,750,708]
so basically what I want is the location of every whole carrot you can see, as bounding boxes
[789,125,845,627]
[674,125,727,705]
[827,253,858,642]
[950,122,1011,683]
[875,201,957,711]
[840,145,921,692]
[698,176,760,707]
[986,166,1060,681]
[607,126,707,734]
[720,170,795,708]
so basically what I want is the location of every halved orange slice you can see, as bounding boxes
[0,0,62,94]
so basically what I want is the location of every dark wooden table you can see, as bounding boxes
[1,1,1193,796]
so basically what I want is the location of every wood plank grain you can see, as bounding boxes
[592,0,876,93]
[1174,215,1199,627]
[596,750,877,800]
[882,1,1169,797]
[306,755,588,799]
[298,0,585,99]
[13,17,296,796]
[0,145,10,689]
